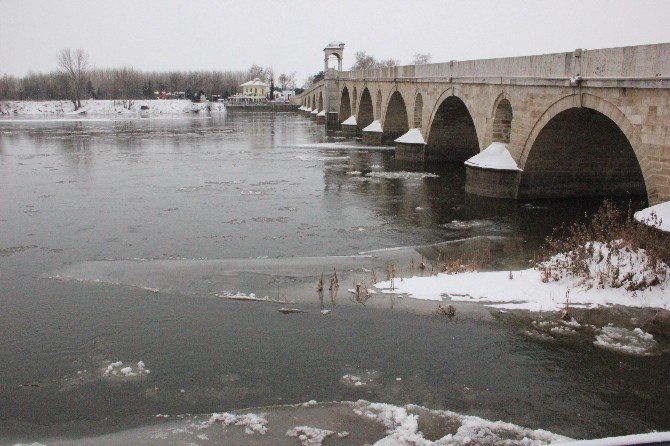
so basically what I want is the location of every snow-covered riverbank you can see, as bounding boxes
[635,200,670,232]
[0,99,224,116]
[374,241,670,312]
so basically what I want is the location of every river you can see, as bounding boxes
[0,112,666,444]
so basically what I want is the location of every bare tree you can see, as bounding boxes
[378,58,400,68]
[1,67,249,102]
[278,72,297,91]
[56,48,90,110]
[412,53,432,65]
[266,66,275,100]
[351,51,377,71]
[351,52,399,70]
[246,64,267,81]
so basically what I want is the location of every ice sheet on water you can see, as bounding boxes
[347,171,439,180]
[28,400,575,445]
[294,142,394,151]
[45,255,375,297]
[295,155,350,161]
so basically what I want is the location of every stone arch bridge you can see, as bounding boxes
[294,43,670,204]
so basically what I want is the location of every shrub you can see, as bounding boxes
[536,200,670,291]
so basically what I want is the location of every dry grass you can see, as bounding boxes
[535,200,670,292]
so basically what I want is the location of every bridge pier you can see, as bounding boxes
[394,129,427,162]
[325,112,340,131]
[464,143,522,198]
[362,120,383,145]
[362,131,383,145]
[341,116,357,137]
[465,167,521,199]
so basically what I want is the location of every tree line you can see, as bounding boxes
[0,49,299,107]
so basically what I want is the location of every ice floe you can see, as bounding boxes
[103,360,151,378]
[286,425,337,445]
[593,326,658,356]
[347,171,438,180]
[442,219,495,231]
[352,400,571,446]
[200,411,268,435]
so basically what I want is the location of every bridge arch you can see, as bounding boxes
[318,91,323,111]
[413,92,423,128]
[382,89,409,144]
[358,87,374,132]
[426,89,480,162]
[339,86,351,121]
[518,94,648,199]
[491,95,513,144]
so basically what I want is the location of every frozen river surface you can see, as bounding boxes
[0,113,667,444]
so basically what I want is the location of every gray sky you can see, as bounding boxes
[1,0,669,84]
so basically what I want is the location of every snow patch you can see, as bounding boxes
[464,142,522,171]
[394,128,426,144]
[341,115,357,125]
[374,241,670,312]
[634,200,670,232]
[317,110,326,116]
[363,120,383,132]
[0,99,220,117]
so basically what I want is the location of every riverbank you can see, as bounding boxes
[0,99,224,116]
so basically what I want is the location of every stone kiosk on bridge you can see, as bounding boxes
[294,42,670,204]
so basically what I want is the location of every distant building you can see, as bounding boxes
[273,90,296,102]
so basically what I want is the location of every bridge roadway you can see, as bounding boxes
[294,43,670,204]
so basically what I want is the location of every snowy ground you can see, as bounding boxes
[374,241,670,312]
[0,99,224,116]
[634,200,670,232]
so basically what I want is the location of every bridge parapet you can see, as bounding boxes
[294,43,670,203]
[339,42,670,82]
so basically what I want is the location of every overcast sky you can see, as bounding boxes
[1,0,669,84]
